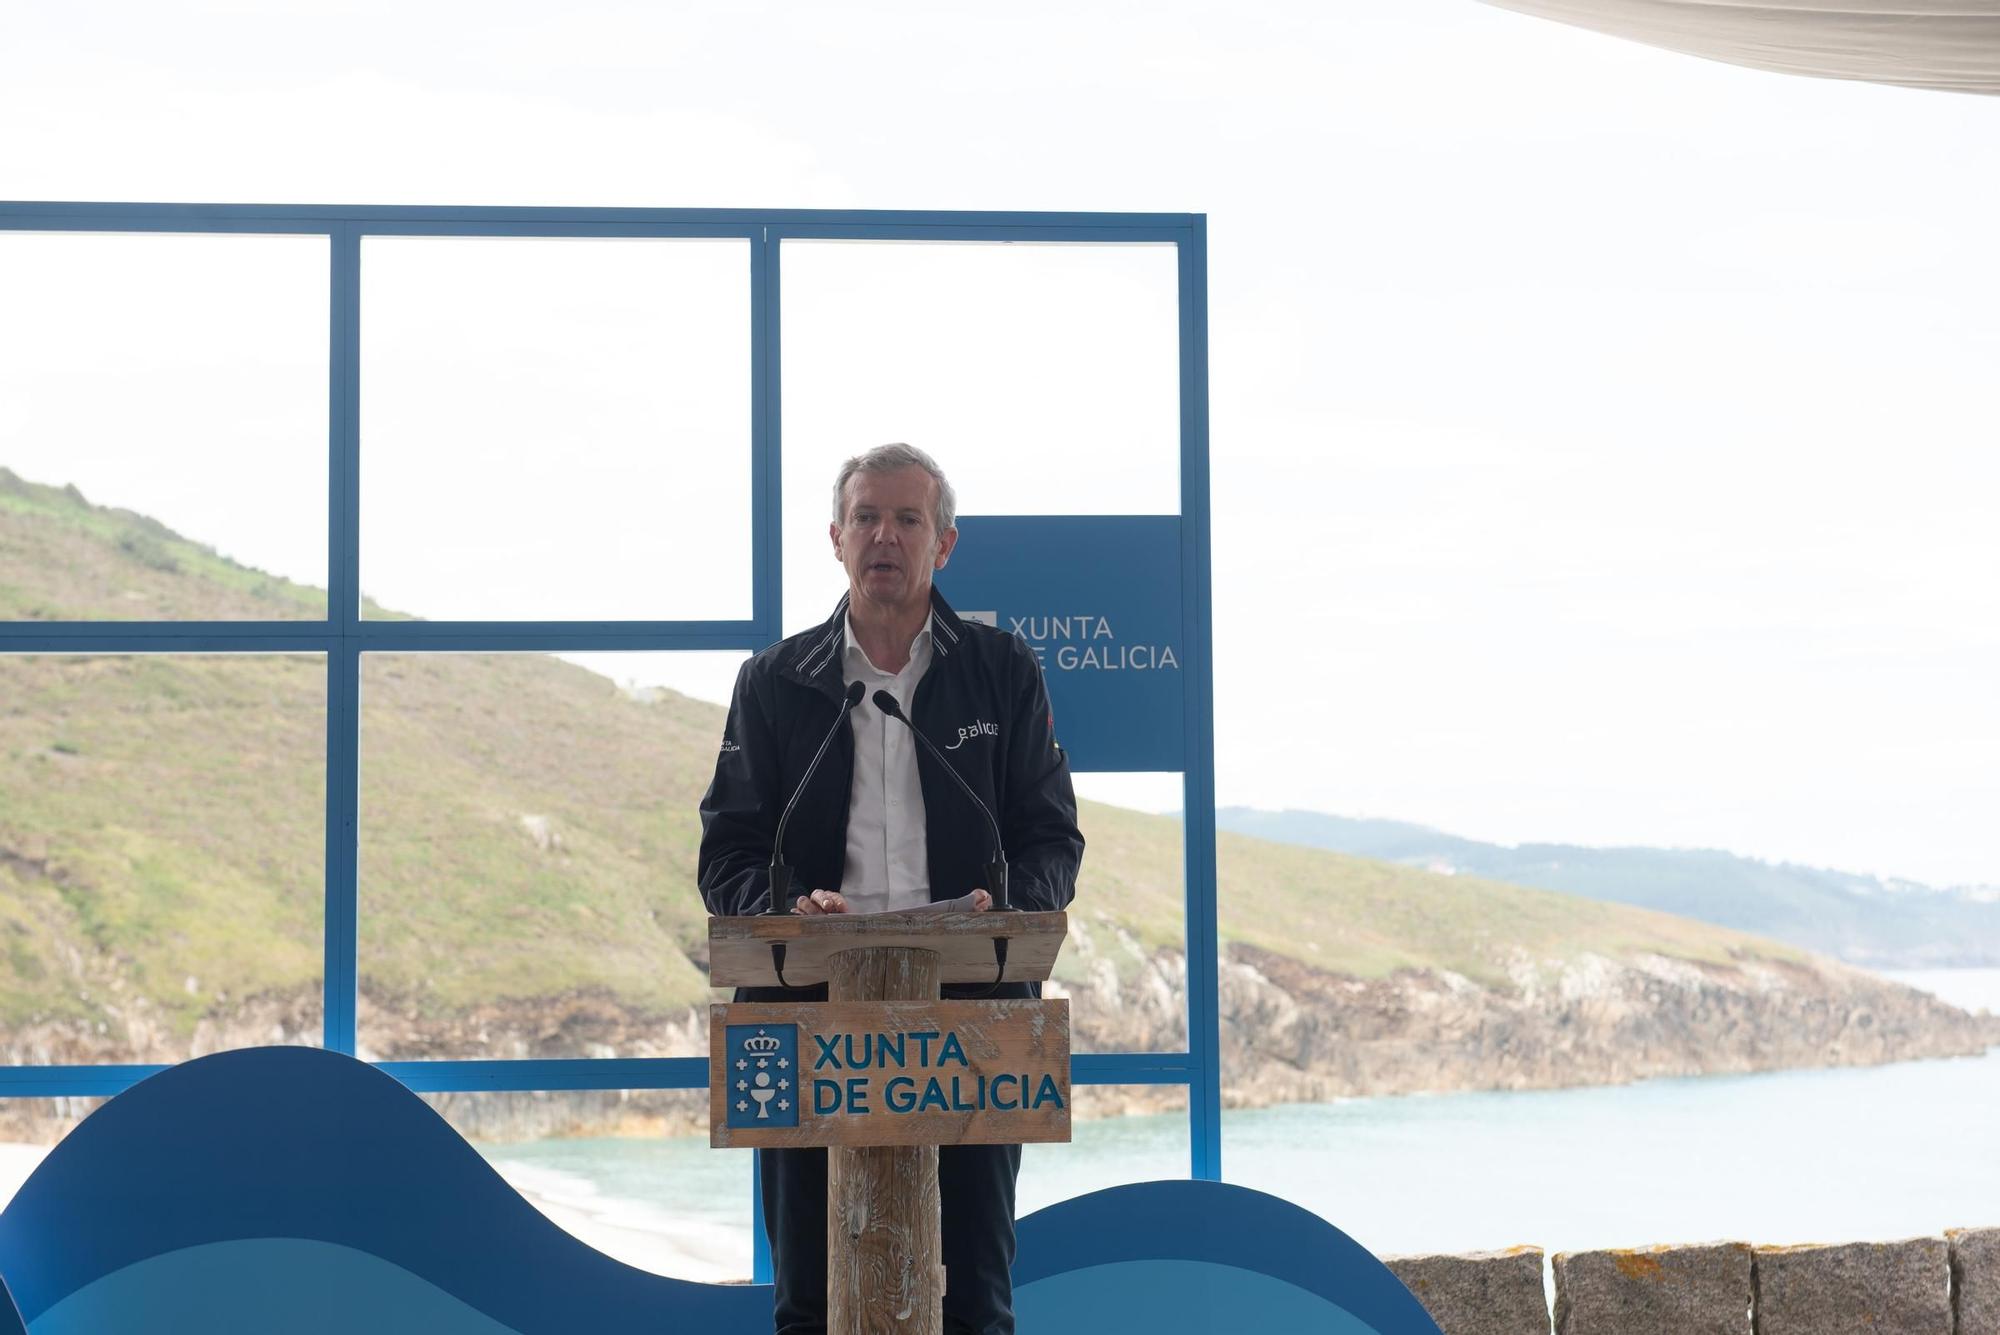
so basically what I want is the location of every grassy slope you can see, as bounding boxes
[0,467,1804,1043]
[1075,801,1802,991]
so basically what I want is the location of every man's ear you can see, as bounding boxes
[829,519,843,561]
[933,525,959,570]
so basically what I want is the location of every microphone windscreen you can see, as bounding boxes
[872,689,901,719]
[844,679,866,707]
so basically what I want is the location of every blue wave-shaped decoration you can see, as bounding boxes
[0,1047,765,1334]
[30,1239,523,1335]
[0,1047,1437,1334]
[1014,1181,1440,1334]
[0,1271,24,1335]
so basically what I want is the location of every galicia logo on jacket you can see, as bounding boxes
[946,718,1000,749]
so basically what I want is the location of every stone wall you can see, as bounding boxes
[1385,1227,2000,1335]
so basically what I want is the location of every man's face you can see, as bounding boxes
[830,466,958,613]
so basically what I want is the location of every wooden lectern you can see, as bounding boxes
[709,909,1070,1335]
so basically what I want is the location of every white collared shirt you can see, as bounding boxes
[840,616,933,914]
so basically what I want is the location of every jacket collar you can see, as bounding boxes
[785,586,965,693]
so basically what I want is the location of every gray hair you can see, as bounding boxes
[830,443,957,533]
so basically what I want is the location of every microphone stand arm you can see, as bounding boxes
[873,691,1011,911]
[766,685,864,915]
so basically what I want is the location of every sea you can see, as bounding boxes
[2,969,1994,1282]
[474,967,2000,1279]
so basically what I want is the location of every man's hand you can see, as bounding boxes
[968,888,993,912]
[792,889,849,915]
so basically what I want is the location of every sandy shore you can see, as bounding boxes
[0,1143,45,1214]
[487,1157,752,1283]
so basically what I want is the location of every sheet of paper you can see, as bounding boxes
[901,892,987,914]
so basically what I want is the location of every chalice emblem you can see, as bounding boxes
[745,1029,782,1120]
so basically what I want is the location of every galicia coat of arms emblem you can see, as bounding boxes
[724,1024,800,1129]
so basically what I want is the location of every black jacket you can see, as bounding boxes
[698,587,1083,931]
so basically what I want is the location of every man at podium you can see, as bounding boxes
[698,443,1084,1335]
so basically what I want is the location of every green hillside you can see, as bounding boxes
[0,468,1808,1056]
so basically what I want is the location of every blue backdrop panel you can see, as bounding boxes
[941,515,1185,772]
[0,1049,1439,1335]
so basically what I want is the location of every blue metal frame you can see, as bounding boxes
[0,200,1219,1250]
[1177,219,1222,1181]
[328,224,362,1056]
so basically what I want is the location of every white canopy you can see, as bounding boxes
[1478,0,2000,95]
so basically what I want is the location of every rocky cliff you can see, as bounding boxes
[1054,921,2000,1114]
[6,941,1992,1143]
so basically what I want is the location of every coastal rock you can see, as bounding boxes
[1951,1228,2000,1335]
[1386,1246,1549,1335]
[1551,1242,1750,1335]
[1751,1238,1950,1335]
[1199,943,2000,1107]
[1,941,1993,1144]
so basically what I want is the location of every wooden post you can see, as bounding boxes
[826,946,943,1335]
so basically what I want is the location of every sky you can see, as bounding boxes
[2,0,1997,886]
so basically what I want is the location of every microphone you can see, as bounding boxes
[872,690,1009,910]
[768,679,865,914]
